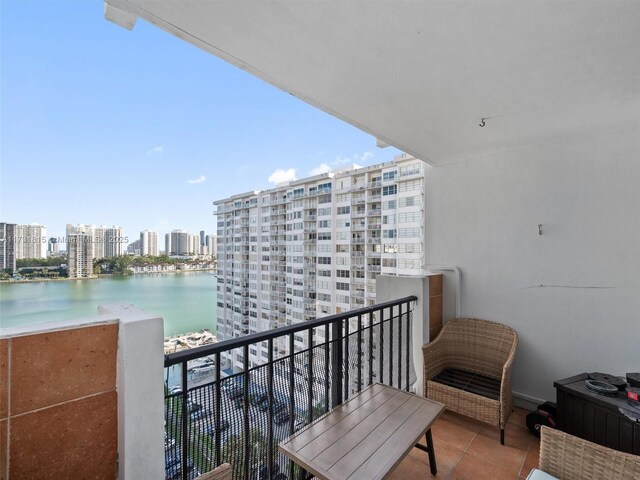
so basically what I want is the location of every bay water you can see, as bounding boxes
[0,271,217,336]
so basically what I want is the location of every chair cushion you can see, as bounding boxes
[526,468,558,480]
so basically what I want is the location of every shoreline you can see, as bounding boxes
[0,267,217,285]
[164,329,217,354]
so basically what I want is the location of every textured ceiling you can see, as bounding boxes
[105,0,640,165]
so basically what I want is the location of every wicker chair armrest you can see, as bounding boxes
[422,335,448,391]
[499,333,517,427]
[539,427,640,479]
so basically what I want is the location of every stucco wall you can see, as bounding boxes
[425,126,640,401]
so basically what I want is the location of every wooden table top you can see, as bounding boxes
[278,383,445,480]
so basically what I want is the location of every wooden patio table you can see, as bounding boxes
[278,383,445,480]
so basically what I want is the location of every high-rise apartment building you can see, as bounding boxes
[14,224,47,259]
[140,230,159,256]
[0,223,17,272]
[206,234,217,257]
[48,238,60,256]
[165,233,171,256]
[66,224,95,278]
[127,239,142,256]
[104,226,125,257]
[69,225,124,260]
[167,230,197,256]
[214,154,425,370]
[93,226,107,259]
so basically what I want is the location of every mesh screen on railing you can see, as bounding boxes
[164,301,413,480]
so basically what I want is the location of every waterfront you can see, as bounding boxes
[0,271,217,336]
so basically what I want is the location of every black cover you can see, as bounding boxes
[627,373,640,388]
[526,403,557,438]
[588,372,627,391]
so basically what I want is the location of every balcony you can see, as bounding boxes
[163,295,417,480]
[12,2,637,479]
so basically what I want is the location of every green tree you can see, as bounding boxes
[221,428,273,479]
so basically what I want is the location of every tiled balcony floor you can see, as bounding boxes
[390,407,539,480]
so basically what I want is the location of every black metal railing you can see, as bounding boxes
[164,296,416,480]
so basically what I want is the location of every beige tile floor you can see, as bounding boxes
[389,408,539,480]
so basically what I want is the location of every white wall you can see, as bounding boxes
[426,126,640,402]
[98,303,165,480]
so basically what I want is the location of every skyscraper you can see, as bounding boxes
[206,234,217,257]
[214,154,425,370]
[104,226,125,257]
[169,230,191,255]
[93,226,107,259]
[48,237,59,256]
[140,230,159,256]
[66,224,95,278]
[0,223,17,272]
[165,233,171,256]
[14,224,47,259]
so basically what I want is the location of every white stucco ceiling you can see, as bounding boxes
[105,0,640,165]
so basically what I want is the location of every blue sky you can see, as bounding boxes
[1,1,400,242]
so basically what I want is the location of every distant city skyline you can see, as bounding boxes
[1,1,401,241]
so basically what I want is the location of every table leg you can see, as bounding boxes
[425,429,437,475]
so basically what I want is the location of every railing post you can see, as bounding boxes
[181,362,189,480]
[267,339,274,480]
[214,353,221,467]
[398,303,403,390]
[331,320,343,408]
[242,345,250,480]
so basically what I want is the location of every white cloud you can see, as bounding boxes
[187,175,207,184]
[333,151,374,166]
[268,168,297,184]
[309,163,332,176]
[146,145,164,156]
[353,151,373,163]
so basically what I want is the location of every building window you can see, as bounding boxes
[399,163,422,177]
[382,185,397,196]
[399,195,421,207]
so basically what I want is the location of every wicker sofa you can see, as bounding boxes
[528,426,640,479]
[423,318,518,444]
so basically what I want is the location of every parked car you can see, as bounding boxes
[255,397,288,415]
[190,408,211,421]
[206,419,230,436]
[274,412,290,425]
[186,400,202,413]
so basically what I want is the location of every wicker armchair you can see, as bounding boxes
[539,426,640,479]
[423,318,518,444]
